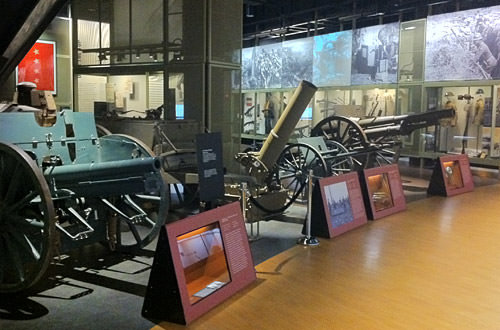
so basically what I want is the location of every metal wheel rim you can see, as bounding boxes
[311,115,369,151]
[0,142,55,293]
[270,143,328,211]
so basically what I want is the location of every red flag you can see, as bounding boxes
[17,41,56,93]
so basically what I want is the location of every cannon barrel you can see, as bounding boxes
[358,108,455,138]
[44,157,162,197]
[257,80,317,170]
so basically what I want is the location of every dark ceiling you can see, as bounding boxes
[242,0,500,47]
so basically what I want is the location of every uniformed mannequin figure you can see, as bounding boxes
[462,95,474,154]
[439,91,458,152]
[473,89,485,125]
[440,91,458,127]
[262,93,275,134]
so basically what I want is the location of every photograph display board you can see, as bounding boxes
[425,5,500,81]
[308,172,367,238]
[313,31,352,87]
[142,202,256,325]
[361,164,406,220]
[241,43,282,89]
[16,40,56,93]
[282,37,313,88]
[351,22,399,85]
[427,154,474,196]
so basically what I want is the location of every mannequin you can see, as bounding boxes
[473,89,485,125]
[461,94,474,154]
[439,91,458,152]
[473,89,485,152]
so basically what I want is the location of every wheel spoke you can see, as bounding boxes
[6,190,38,214]
[4,233,26,283]
[4,165,25,204]
[11,231,41,261]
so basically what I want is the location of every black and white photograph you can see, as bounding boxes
[241,43,282,89]
[324,181,354,229]
[351,23,399,84]
[281,37,313,88]
[425,5,500,81]
[313,31,352,86]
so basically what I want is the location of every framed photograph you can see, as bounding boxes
[142,202,256,325]
[16,40,56,94]
[427,154,474,196]
[361,164,406,220]
[311,172,367,238]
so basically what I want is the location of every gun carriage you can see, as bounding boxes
[0,90,168,294]
[235,81,455,220]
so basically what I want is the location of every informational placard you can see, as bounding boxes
[16,40,56,93]
[196,132,225,203]
[306,172,367,238]
[360,164,406,220]
[142,202,256,325]
[427,154,474,197]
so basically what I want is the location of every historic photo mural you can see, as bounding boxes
[313,31,352,86]
[351,22,399,84]
[281,37,313,88]
[425,5,500,81]
[242,43,282,90]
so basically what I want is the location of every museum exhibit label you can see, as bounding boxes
[142,202,256,325]
[307,172,368,238]
[427,153,474,196]
[360,164,406,220]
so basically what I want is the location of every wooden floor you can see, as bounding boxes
[152,183,500,330]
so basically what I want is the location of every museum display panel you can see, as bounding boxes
[142,202,256,325]
[308,172,368,238]
[360,164,406,220]
[427,153,474,196]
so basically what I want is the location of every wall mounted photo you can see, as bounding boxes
[16,40,56,94]
[351,23,399,85]
[425,5,500,81]
[313,31,352,87]
[360,164,406,220]
[241,43,282,90]
[427,154,474,196]
[308,172,367,238]
[282,37,313,88]
[142,202,256,325]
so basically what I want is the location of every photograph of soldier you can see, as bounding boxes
[281,38,313,88]
[351,23,399,85]
[323,181,355,229]
[313,31,352,87]
[426,5,500,81]
[241,43,282,90]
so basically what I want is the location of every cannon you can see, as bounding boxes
[234,82,455,219]
[310,109,456,168]
[0,90,168,294]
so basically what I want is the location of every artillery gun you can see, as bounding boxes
[0,88,168,294]
[234,81,455,220]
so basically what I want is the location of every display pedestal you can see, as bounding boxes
[142,202,256,325]
[427,154,474,196]
[305,172,367,238]
[360,164,406,220]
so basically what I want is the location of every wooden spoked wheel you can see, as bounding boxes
[0,142,55,294]
[311,115,369,152]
